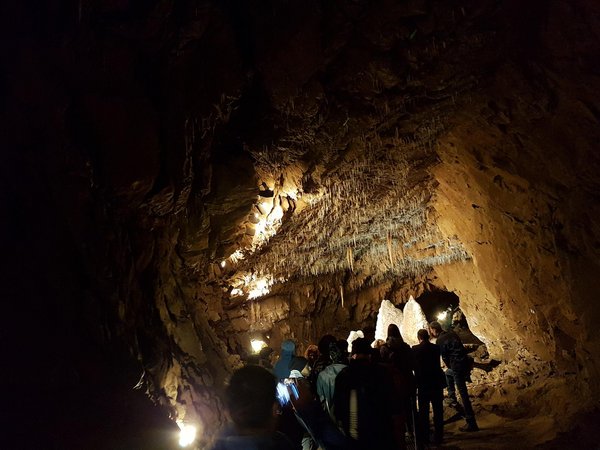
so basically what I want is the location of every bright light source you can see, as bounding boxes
[220,261,226,268]
[437,310,448,321]
[177,423,197,447]
[255,218,267,235]
[269,205,284,221]
[248,276,272,299]
[251,339,266,353]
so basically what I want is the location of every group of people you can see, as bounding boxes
[211,321,478,450]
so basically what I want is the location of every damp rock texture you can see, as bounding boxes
[3,0,600,447]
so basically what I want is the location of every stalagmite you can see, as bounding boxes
[401,296,429,346]
[374,300,404,341]
[346,330,364,353]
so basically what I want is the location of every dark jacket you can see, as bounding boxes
[435,330,470,374]
[411,341,446,391]
[274,340,308,379]
[211,425,296,450]
[333,359,396,450]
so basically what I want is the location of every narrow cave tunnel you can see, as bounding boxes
[415,290,459,323]
[3,0,600,449]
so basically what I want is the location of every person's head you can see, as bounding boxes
[387,323,401,339]
[417,329,430,343]
[225,365,277,431]
[328,341,346,364]
[336,339,349,356]
[362,325,376,342]
[351,337,371,360]
[373,339,386,349]
[318,334,337,357]
[258,347,274,367]
[280,339,296,356]
[304,344,319,363]
[429,321,443,338]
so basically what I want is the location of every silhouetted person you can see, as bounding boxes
[429,321,478,432]
[274,340,309,380]
[412,329,445,446]
[259,347,275,369]
[333,338,397,450]
[336,339,350,365]
[305,345,319,368]
[381,324,416,450]
[305,344,320,391]
[362,325,376,345]
[211,365,296,450]
[313,335,337,375]
[316,342,348,419]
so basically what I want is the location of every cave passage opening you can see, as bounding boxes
[416,290,460,323]
[416,290,484,347]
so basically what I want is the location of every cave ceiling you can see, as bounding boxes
[175,0,504,301]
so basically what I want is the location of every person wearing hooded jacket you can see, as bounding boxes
[274,340,310,380]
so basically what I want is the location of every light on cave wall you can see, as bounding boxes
[250,339,267,353]
[228,249,245,263]
[177,422,197,448]
[247,275,273,299]
[229,273,279,299]
[253,204,284,247]
[437,310,448,321]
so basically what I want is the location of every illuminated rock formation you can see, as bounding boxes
[401,296,429,346]
[375,300,404,342]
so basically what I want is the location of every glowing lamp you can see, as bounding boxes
[251,339,266,353]
[220,261,226,268]
[437,311,448,321]
[177,423,197,447]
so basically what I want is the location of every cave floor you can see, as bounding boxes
[440,411,554,450]
[438,407,600,450]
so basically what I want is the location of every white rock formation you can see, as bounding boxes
[401,295,429,346]
[374,300,404,341]
[346,330,364,353]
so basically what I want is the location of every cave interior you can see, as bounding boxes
[3,0,600,448]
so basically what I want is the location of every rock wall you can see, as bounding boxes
[431,0,600,424]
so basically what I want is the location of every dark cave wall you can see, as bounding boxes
[1,0,245,446]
